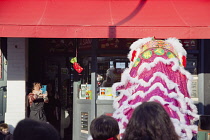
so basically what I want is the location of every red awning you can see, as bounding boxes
[0,0,210,39]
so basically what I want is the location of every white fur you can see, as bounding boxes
[165,38,187,56]
[128,37,153,67]
[112,37,198,140]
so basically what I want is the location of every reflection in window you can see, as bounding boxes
[116,62,126,69]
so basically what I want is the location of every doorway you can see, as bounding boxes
[28,38,76,140]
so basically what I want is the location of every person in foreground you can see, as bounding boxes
[90,115,120,140]
[0,123,13,140]
[122,101,179,140]
[13,119,60,140]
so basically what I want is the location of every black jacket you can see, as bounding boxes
[0,131,13,140]
[0,131,4,140]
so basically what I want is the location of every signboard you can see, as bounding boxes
[98,38,136,50]
[181,39,198,50]
[99,38,120,49]
[78,39,92,50]
[191,75,198,102]
[46,39,74,53]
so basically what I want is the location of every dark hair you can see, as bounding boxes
[122,101,179,140]
[13,119,60,140]
[90,115,119,140]
[0,123,8,130]
[32,82,41,91]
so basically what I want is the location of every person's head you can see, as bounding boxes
[0,123,9,134]
[90,115,119,140]
[32,82,41,91]
[13,119,60,140]
[122,101,179,140]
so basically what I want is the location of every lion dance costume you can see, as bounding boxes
[112,37,199,140]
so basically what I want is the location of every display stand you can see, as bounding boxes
[96,100,115,117]
[73,73,97,140]
[73,81,91,140]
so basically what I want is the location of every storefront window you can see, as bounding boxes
[77,39,200,101]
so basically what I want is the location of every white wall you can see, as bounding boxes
[5,38,28,133]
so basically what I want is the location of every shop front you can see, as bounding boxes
[23,38,201,140]
[71,38,202,140]
[15,38,203,140]
[0,0,210,140]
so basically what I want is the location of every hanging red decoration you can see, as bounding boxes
[70,57,83,73]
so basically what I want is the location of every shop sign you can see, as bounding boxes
[98,38,136,49]
[78,39,92,50]
[125,39,137,49]
[99,38,120,49]
[181,39,197,50]
[191,75,198,101]
[47,39,74,54]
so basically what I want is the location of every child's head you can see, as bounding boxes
[90,115,119,140]
[0,123,9,134]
